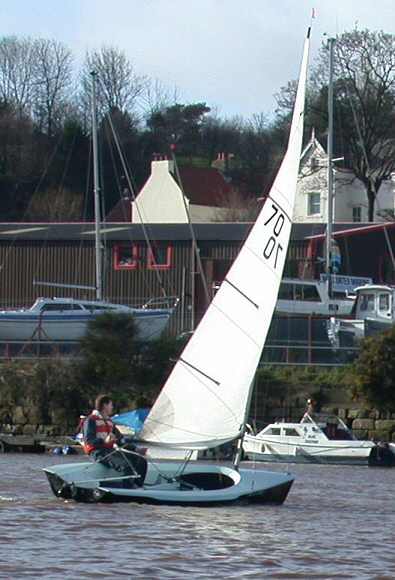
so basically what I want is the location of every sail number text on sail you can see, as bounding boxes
[263,202,290,269]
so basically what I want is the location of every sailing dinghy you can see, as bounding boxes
[44,28,311,505]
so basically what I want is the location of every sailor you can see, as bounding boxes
[82,395,148,486]
[305,398,315,416]
[83,394,118,460]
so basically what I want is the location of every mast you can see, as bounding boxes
[326,37,335,300]
[91,70,103,301]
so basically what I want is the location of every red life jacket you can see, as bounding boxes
[83,410,114,455]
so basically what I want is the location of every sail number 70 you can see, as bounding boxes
[263,204,285,269]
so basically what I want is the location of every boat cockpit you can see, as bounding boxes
[301,412,355,441]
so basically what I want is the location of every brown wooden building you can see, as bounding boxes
[0,221,393,336]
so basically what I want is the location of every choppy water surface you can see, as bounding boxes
[0,454,394,579]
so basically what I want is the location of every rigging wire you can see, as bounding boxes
[337,60,395,273]
[170,149,211,308]
[103,107,171,300]
[0,132,64,293]
[101,118,165,302]
[76,138,93,296]
[31,133,72,296]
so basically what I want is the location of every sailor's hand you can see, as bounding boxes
[105,433,116,444]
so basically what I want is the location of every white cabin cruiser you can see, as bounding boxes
[327,284,394,347]
[243,412,376,465]
[277,278,354,316]
[0,297,175,342]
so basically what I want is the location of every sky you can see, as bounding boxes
[2,0,395,120]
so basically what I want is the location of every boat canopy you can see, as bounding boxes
[112,408,150,434]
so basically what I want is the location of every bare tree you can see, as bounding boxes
[0,36,35,115]
[80,46,147,125]
[0,100,35,181]
[141,78,180,117]
[315,29,395,221]
[32,39,74,137]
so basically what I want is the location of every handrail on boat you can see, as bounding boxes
[141,296,179,310]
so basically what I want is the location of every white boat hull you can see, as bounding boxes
[0,309,171,342]
[243,435,375,465]
[44,458,293,505]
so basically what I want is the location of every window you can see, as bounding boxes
[147,245,172,270]
[352,206,362,222]
[332,291,347,299]
[294,284,321,302]
[266,427,281,436]
[114,245,139,270]
[359,294,375,312]
[284,428,300,437]
[307,192,320,215]
[41,303,83,312]
[278,283,294,300]
[300,284,321,302]
[84,304,115,311]
[379,293,390,312]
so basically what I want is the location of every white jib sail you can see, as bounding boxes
[140,29,311,449]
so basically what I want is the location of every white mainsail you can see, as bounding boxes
[140,29,311,449]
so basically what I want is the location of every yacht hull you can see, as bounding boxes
[243,437,375,466]
[0,309,172,342]
[44,459,293,505]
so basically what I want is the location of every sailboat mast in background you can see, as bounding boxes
[326,37,335,300]
[90,70,103,301]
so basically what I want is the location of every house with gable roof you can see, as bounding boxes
[294,130,395,223]
[107,156,251,224]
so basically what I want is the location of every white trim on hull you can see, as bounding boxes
[244,447,373,466]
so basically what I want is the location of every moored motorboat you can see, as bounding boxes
[328,284,394,348]
[243,412,376,465]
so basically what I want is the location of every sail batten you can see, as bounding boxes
[179,358,220,386]
[224,279,259,309]
[140,29,311,450]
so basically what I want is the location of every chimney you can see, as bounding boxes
[151,154,174,176]
[211,152,227,171]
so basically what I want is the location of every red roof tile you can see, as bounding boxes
[178,167,232,207]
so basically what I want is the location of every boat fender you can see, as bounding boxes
[92,488,106,502]
[62,445,75,455]
[57,483,72,499]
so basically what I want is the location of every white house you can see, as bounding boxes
[294,131,395,223]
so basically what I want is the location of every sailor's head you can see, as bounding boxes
[95,394,114,417]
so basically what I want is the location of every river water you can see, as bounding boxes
[0,453,394,579]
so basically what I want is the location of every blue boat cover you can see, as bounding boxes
[112,408,150,433]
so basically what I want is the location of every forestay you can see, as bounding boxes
[140,29,311,449]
